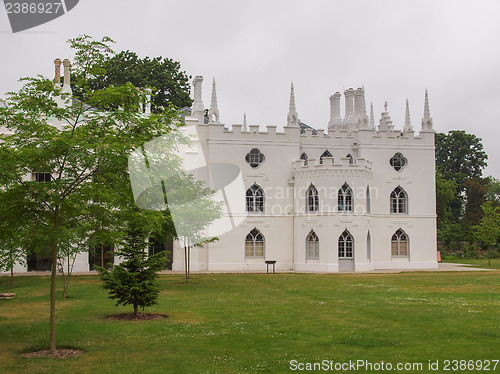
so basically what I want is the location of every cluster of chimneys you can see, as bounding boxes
[54,58,71,92]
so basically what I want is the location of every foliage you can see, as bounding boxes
[435,130,488,190]
[435,170,457,241]
[485,176,500,206]
[0,34,179,352]
[462,177,488,229]
[72,50,192,112]
[96,220,167,316]
[473,201,500,249]
[434,130,492,251]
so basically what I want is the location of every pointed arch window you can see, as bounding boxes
[307,184,319,212]
[390,186,407,214]
[391,229,409,257]
[366,186,371,213]
[367,231,372,261]
[300,152,308,166]
[390,153,407,171]
[338,183,353,211]
[338,230,353,258]
[320,150,333,165]
[245,228,265,258]
[306,230,319,259]
[246,184,264,213]
[346,154,354,164]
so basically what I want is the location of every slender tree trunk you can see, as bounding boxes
[184,241,188,284]
[133,304,138,317]
[187,242,191,279]
[101,243,104,268]
[10,267,13,289]
[49,206,60,353]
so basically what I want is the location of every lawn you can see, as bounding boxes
[0,271,499,374]
[443,257,500,270]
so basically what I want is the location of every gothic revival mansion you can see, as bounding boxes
[4,63,437,273]
[171,76,438,273]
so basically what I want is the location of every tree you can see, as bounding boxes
[72,50,192,112]
[0,35,178,353]
[434,131,489,247]
[435,131,488,190]
[96,206,167,317]
[435,170,457,242]
[462,177,488,229]
[473,201,500,266]
[485,177,500,206]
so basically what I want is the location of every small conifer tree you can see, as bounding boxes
[97,227,167,317]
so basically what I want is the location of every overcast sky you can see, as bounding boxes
[1,0,500,177]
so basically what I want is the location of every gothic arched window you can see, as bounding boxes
[320,150,333,165]
[391,229,409,257]
[300,152,308,166]
[306,230,319,259]
[246,184,264,213]
[245,228,265,258]
[307,184,319,212]
[390,186,407,214]
[338,183,353,211]
[338,230,353,258]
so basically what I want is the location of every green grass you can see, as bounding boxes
[0,271,499,373]
[443,257,500,270]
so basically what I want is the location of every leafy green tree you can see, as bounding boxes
[435,131,488,189]
[0,35,178,352]
[72,50,192,112]
[473,201,500,266]
[434,131,489,248]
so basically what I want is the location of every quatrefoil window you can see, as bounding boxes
[245,148,265,168]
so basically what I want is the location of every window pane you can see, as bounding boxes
[255,196,264,212]
[400,241,408,256]
[391,241,399,256]
[245,242,254,257]
[254,242,264,257]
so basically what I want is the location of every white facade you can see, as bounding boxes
[4,66,438,274]
[172,77,438,273]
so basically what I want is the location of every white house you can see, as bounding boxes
[170,76,438,272]
[5,63,437,273]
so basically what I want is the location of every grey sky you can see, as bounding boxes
[1,0,499,177]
